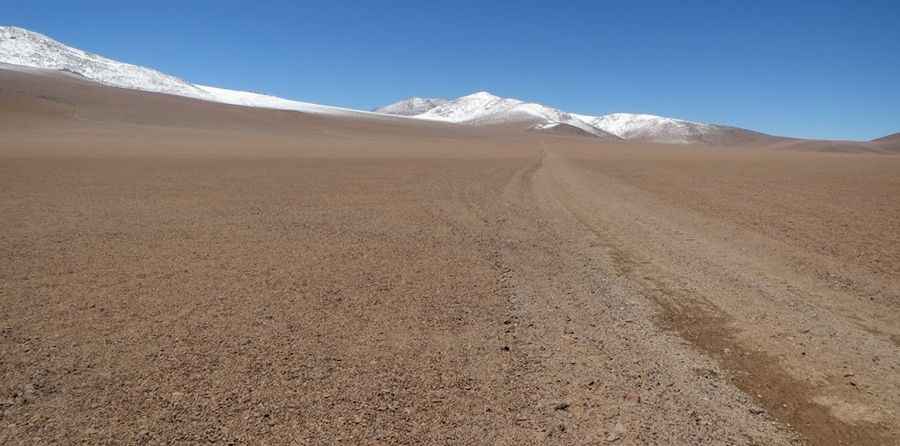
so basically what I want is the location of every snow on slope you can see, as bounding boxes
[0,26,211,99]
[375,97,448,115]
[0,26,392,119]
[194,85,388,117]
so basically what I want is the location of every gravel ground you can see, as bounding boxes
[1,67,898,445]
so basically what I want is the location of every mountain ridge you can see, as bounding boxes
[377,92,778,144]
[1,25,892,145]
[872,132,900,143]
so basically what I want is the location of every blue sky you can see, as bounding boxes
[5,0,899,140]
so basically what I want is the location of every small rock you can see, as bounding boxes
[553,401,570,411]
[21,384,37,403]
[606,421,626,442]
[749,407,765,415]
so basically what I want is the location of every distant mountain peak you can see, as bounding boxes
[1,26,45,40]
[461,91,500,100]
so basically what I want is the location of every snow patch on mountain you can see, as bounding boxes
[194,85,389,117]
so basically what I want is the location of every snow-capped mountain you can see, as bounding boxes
[378,92,768,144]
[375,97,448,116]
[0,26,389,119]
[1,25,775,144]
[386,92,619,138]
[416,91,526,123]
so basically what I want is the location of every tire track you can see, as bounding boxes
[532,143,896,445]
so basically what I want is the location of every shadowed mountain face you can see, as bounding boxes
[530,122,603,138]
[373,97,449,115]
[874,132,900,142]
[872,132,900,150]
[529,122,621,140]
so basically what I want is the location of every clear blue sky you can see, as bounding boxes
[6,0,899,140]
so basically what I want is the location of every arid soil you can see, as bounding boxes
[2,68,898,445]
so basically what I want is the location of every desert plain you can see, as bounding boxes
[1,67,899,445]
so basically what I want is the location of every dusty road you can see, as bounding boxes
[2,69,899,444]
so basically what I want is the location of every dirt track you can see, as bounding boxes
[2,68,899,445]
